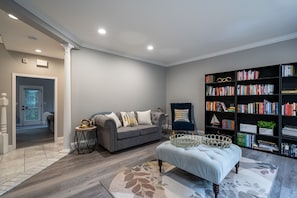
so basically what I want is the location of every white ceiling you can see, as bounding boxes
[1,0,297,66]
[0,9,64,59]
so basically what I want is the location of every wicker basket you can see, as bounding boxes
[169,134,202,148]
[202,134,232,148]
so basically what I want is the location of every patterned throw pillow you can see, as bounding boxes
[120,111,138,127]
[105,112,122,128]
[174,109,190,122]
[137,110,152,125]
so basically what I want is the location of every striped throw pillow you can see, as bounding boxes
[120,111,138,127]
[174,109,190,122]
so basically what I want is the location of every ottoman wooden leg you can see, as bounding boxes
[213,183,219,198]
[158,159,163,173]
[235,161,240,174]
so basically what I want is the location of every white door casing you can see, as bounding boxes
[12,73,58,150]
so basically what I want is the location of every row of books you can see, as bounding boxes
[281,143,297,157]
[221,119,235,130]
[281,64,295,77]
[282,125,297,137]
[237,70,260,81]
[237,100,279,115]
[206,101,225,112]
[237,132,256,148]
[237,84,274,95]
[281,102,297,116]
[206,85,235,96]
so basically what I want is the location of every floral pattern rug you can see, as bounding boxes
[106,157,278,198]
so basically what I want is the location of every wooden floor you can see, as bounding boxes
[16,126,54,149]
[2,136,297,198]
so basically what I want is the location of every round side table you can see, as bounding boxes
[74,126,97,154]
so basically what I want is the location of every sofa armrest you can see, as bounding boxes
[151,112,165,127]
[94,115,117,152]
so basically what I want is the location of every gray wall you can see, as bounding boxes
[0,44,64,143]
[167,38,297,131]
[71,47,166,129]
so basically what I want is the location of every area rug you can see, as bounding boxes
[106,157,278,198]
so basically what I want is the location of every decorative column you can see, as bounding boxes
[0,93,9,154]
[63,44,74,152]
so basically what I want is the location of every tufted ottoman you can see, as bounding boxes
[156,140,242,198]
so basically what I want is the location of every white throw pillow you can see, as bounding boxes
[137,110,152,125]
[120,111,138,127]
[106,112,122,128]
[174,109,190,122]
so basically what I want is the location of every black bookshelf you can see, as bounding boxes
[205,63,297,159]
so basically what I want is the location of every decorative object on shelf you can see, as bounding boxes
[169,134,202,148]
[257,121,276,129]
[202,134,232,148]
[257,120,275,136]
[205,75,214,83]
[216,76,232,83]
[210,114,220,127]
[80,119,93,128]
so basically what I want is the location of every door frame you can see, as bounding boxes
[19,85,44,126]
[12,73,58,150]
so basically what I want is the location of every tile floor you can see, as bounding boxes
[0,139,68,196]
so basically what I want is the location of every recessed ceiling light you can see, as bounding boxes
[35,49,42,53]
[8,14,18,20]
[98,28,107,35]
[147,45,154,51]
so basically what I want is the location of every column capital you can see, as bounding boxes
[61,43,74,52]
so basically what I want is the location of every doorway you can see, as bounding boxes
[12,74,58,149]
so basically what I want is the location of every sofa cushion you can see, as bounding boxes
[117,127,140,140]
[137,110,152,125]
[120,111,138,127]
[136,125,158,135]
[105,112,122,128]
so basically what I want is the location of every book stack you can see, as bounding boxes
[237,100,279,115]
[281,89,297,94]
[237,132,256,148]
[237,84,274,95]
[282,102,297,116]
[206,85,235,96]
[281,142,297,157]
[222,119,235,130]
[282,125,297,137]
[237,70,260,81]
[282,65,295,77]
[256,140,279,152]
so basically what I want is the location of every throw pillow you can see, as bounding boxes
[174,109,190,122]
[137,110,152,125]
[120,111,138,127]
[105,112,122,128]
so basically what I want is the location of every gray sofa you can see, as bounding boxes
[92,111,165,152]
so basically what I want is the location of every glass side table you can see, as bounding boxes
[74,126,97,154]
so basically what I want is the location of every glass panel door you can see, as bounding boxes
[20,86,43,126]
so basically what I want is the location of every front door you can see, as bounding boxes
[20,86,43,126]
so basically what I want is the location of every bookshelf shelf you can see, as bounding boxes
[205,62,297,159]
